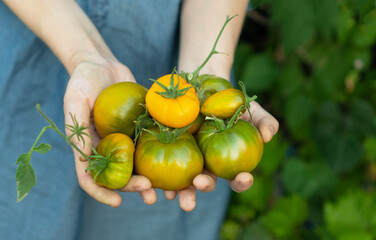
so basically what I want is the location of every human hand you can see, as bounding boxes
[64,57,157,208]
[163,101,279,211]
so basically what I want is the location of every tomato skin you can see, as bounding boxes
[201,89,245,119]
[146,74,200,128]
[93,82,147,139]
[91,133,134,189]
[187,113,205,135]
[198,74,234,103]
[197,120,263,180]
[135,127,204,190]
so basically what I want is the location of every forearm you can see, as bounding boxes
[178,0,248,80]
[4,0,115,75]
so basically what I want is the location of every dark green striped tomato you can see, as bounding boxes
[90,133,134,189]
[201,89,245,119]
[198,74,233,103]
[135,127,204,191]
[93,82,147,139]
[197,119,263,180]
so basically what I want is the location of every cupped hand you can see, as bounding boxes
[165,100,279,211]
[63,58,157,207]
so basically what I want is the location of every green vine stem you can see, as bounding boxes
[36,104,91,161]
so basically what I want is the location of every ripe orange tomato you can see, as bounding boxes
[145,74,200,128]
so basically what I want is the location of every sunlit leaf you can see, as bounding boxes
[33,143,52,154]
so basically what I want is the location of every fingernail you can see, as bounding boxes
[269,126,275,135]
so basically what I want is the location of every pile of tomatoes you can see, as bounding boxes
[90,72,264,191]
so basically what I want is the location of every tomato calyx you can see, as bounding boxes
[238,81,257,121]
[142,120,192,144]
[86,147,113,182]
[134,104,155,142]
[150,68,194,99]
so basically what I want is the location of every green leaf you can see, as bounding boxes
[220,220,242,240]
[284,94,314,139]
[344,0,375,18]
[258,133,288,176]
[324,190,376,239]
[33,143,51,154]
[234,176,273,211]
[281,158,337,200]
[272,0,315,55]
[351,9,376,48]
[349,99,376,137]
[16,153,30,165]
[337,5,355,44]
[241,221,273,240]
[312,0,339,39]
[241,54,278,92]
[364,136,376,162]
[314,102,363,172]
[16,159,36,202]
[262,195,308,239]
[277,59,304,97]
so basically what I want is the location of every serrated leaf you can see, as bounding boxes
[241,54,278,92]
[272,0,315,55]
[33,143,51,154]
[281,158,337,199]
[262,195,308,239]
[324,190,376,239]
[16,161,36,202]
[312,0,338,39]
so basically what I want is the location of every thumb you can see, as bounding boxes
[64,94,93,161]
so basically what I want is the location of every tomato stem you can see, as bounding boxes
[189,15,238,82]
[36,104,92,162]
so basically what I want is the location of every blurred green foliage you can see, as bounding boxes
[221,0,376,239]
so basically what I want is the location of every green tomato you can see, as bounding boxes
[93,82,147,139]
[198,74,234,103]
[197,119,263,180]
[135,126,204,191]
[90,133,134,189]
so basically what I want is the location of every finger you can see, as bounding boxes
[193,169,217,192]
[246,101,279,143]
[178,186,196,212]
[164,191,177,200]
[64,92,93,161]
[228,172,254,193]
[139,188,157,205]
[75,157,122,207]
[118,175,152,192]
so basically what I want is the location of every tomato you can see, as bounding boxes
[134,126,204,190]
[145,74,200,128]
[187,113,205,135]
[198,74,233,103]
[197,119,263,180]
[201,89,245,119]
[90,133,134,189]
[93,82,147,139]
